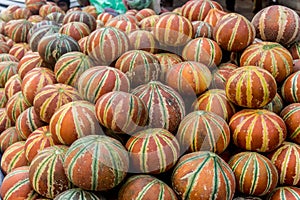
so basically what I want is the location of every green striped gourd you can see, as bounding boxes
[251,5,300,46]
[131,81,186,133]
[191,89,236,122]
[230,109,287,152]
[17,52,47,79]
[86,27,130,65]
[25,0,46,14]
[12,7,32,20]
[44,12,65,24]
[82,5,97,19]
[0,166,39,200]
[49,101,103,145]
[24,126,57,163]
[289,41,300,60]
[105,19,139,34]
[176,110,230,154]
[263,93,284,114]
[0,141,28,175]
[29,145,71,199]
[0,127,22,153]
[4,74,22,99]
[119,175,178,200]
[267,186,300,200]
[154,53,182,81]
[77,66,130,104]
[0,41,10,54]
[0,108,13,133]
[268,142,300,186]
[5,19,33,43]
[96,12,113,25]
[280,103,300,144]
[0,54,18,62]
[192,21,213,38]
[95,91,148,134]
[228,151,278,196]
[59,22,91,42]
[54,188,105,200]
[63,135,129,191]
[225,66,277,108]
[63,11,96,32]
[0,88,7,108]
[213,13,255,52]
[0,61,18,87]
[128,30,158,54]
[203,8,228,27]
[39,4,64,18]
[125,128,180,174]
[6,91,31,123]
[281,71,300,103]
[27,20,59,42]
[240,42,293,83]
[33,83,82,123]
[135,8,156,22]
[139,15,159,31]
[172,151,236,200]
[54,51,92,87]
[8,43,30,60]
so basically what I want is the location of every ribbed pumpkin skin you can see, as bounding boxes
[0,166,39,200]
[1,141,28,175]
[192,21,213,38]
[0,88,7,108]
[63,135,129,191]
[280,103,300,144]
[0,41,11,54]
[0,61,18,88]
[281,71,300,103]
[4,74,22,99]
[191,89,236,122]
[12,7,32,20]
[135,8,156,22]
[139,15,159,31]
[97,12,113,25]
[63,11,96,31]
[165,61,212,96]
[203,8,227,27]
[289,42,300,60]
[228,151,278,197]
[213,13,255,52]
[125,128,180,174]
[225,66,277,108]
[5,19,33,43]
[251,5,300,46]
[172,151,236,200]
[95,91,148,134]
[24,126,57,163]
[263,93,284,114]
[54,51,92,87]
[229,109,287,152]
[21,67,57,105]
[132,81,186,133]
[59,22,91,42]
[105,19,139,34]
[0,127,22,153]
[27,15,43,24]
[25,0,47,15]
[77,66,130,104]
[39,4,64,18]
[37,33,80,66]
[182,37,222,69]
[6,91,31,123]
[119,175,178,200]
[153,13,194,47]
[0,108,13,133]
[33,83,82,123]
[268,142,300,186]
[29,145,71,199]
[86,27,130,65]
[128,30,158,53]
[267,186,300,200]
[17,52,47,79]
[176,110,230,154]
[27,20,59,42]
[44,12,65,24]
[240,42,293,83]
[154,53,183,81]
[0,54,18,62]
[115,50,161,88]
[53,188,104,200]
[9,43,30,61]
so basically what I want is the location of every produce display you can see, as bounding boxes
[0,0,300,199]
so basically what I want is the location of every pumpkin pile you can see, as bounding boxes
[0,0,300,199]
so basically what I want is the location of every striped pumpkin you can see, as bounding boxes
[39,4,64,18]
[172,151,236,200]
[15,106,46,140]
[12,7,32,20]
[153,13,194,47]
[230,109,287,152]
[181,0,223,22]
[27,20,59,42]
[17,52,47,79]
[182,37,222,69]
[125,128,180,174]
[62,11,96,31]
[77,66,130,103]
[1,141,28,175]
[86,27,130,66]
[27,15,43,24]
[289,41,300,60]
[105,19,139,34]
[210,62,238,90]
[251,5,300,46]
[0,61,18,88]
[280,103,300,144]
[37,33,80,66]
[49,101,103,145]
[33,83,82,123]
[59,22,91,42]
[5,19,33,43]
[131,81,186,133]
[8,43,30,60]
[263,93,284,114]
[25,0,47,15]
[0,166,39,200]
[228,151,278,196]
[44,12,65,24]
[281,71,300,103]
[165,61,212,96]
[192,21,213,39]
[29,145,71,199]
[0,54,18,62]
[54,51,92,87]
[267,186,300,200]
[0,88,7,108]
[0,41,11,54]
[240,42,293,83]
[191,89,236,122]
[63,135,129,191]
[0,108,13,133]
[135,8,156,22]
[225,66,277,108]
[268,142,300,186]
[119,175,178,200]
[126,9,138,16]
[78,36,88,54]
[53,188,104,200]
[203,8,227,27]
[115,50,161,88]
[6,91,31,123]
[0,5,19,22]
[4,74,22,99]
[97,12,113,25]
[24,125,57,163]
[128,30,158,54]
[214,13,255,52]
[82,5,98,19]
[0,127,22,153]
[139,15,159,31]
[176,110,230,154]
[154,53,183,81]
[95,91,148,134]
[22,67,57,105]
